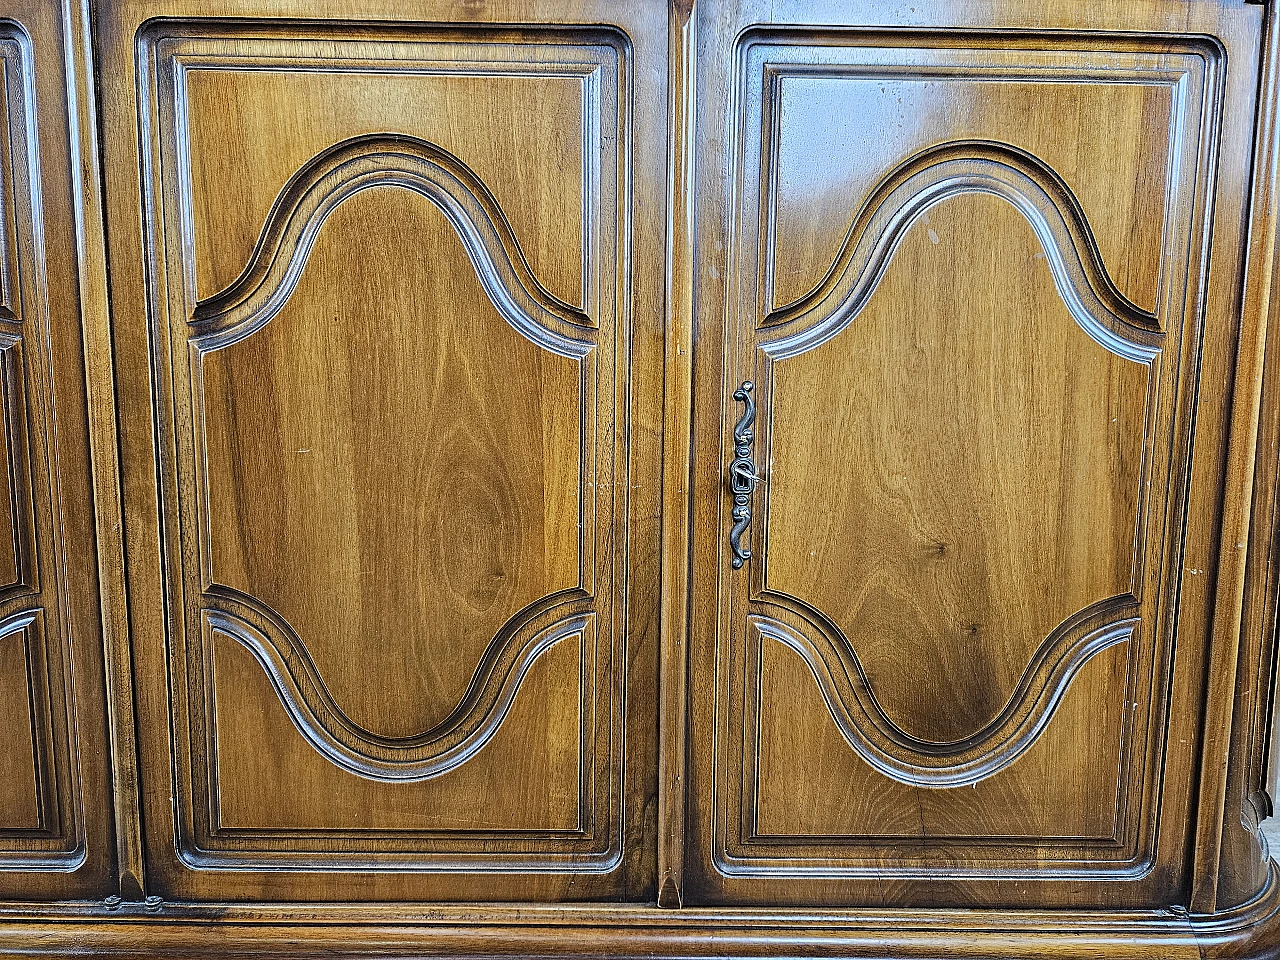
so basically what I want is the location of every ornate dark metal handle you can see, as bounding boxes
[729,381,758,569]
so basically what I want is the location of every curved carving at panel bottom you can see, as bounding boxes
[762,140,1162,364]
[189,133,593,360]
[201,587,591,781]
[0,610,40,825]
[752,594,1137,787]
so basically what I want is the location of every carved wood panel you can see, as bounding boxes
[0,22,92,878]
[129,19,644,896]
[689,27,1227,905]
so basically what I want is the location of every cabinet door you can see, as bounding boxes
[0,0,116,899]
[685,0,1264,908]
[96,0,666,902]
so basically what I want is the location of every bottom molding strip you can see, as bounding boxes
[3,864,1280,958]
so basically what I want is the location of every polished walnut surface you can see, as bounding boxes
[683,7,1257,909]
[95,7,668,904]
[3,0,1280,955]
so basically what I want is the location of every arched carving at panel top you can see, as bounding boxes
[762,141,1162,360]
[750,141,1161,787]
[741,33,1217,322]
[130,16,640,886]
[703,24,1222,895]
[190,134,595,356]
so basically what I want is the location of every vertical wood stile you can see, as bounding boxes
[658,0,696,910]
[64,0,145,899]
[1192,0,1280,914]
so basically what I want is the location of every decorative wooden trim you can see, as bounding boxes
[760,141,1166,358]
[1191,0,1280,914]
[205,601,589,783]
[186,133,596,350]
[693,27,1223,898]
[750,604,1136,788]
[62,0,145,899]
[657,0,696,911]
[112,19,639,888]
[0,5,100,880]
[51,0,1280,931]
[2,862,1280,958]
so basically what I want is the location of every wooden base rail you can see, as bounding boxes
[3,869,1280,960]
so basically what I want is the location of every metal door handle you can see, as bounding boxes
[729,381,757,568]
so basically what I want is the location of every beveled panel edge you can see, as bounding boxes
[737,140,1162,796]
[130,17,634,879]
[146,18,629,319]
[706,14,1229,897]
[181,133,598,598]
[179,608,614,873]
[738,28,1218,325]
[747,596,1138,790]
[0,615,40,833]
[0,334,34,598]
[718,603,1146,880]
[0,37,16,322]
[757,141,1163,362]
[199,590,593,783]
[729,143,1170,869]
[184,134,596,358]
[1192,1,1280,913]
[0,609,83,868]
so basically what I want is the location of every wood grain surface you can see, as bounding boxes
[684,0,1275,913]
[5,0,1280,954]
[0,0,116,902]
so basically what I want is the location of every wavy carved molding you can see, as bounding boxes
[752,595,1137,788]
[189,133,594,359]
[180,133,601,784]
[761,140,1162,365]
[135,23,629,872]
[747,140,1160,790]
[0,611,45,830]
[202,589,592,782]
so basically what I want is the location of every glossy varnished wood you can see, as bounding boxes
[658,0,697,908]
[94,0,669,902]
[4,866,1280,958]
[0,0,115,900]
[684,0,1273,911]
[5,0,1280,954]
[1196,0,1280,914]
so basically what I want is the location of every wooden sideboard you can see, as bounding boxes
[4,0,1280,955]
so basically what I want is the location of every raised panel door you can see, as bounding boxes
[684,0,1266,908]
[0,0,117,899]
[96,0,667,902]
